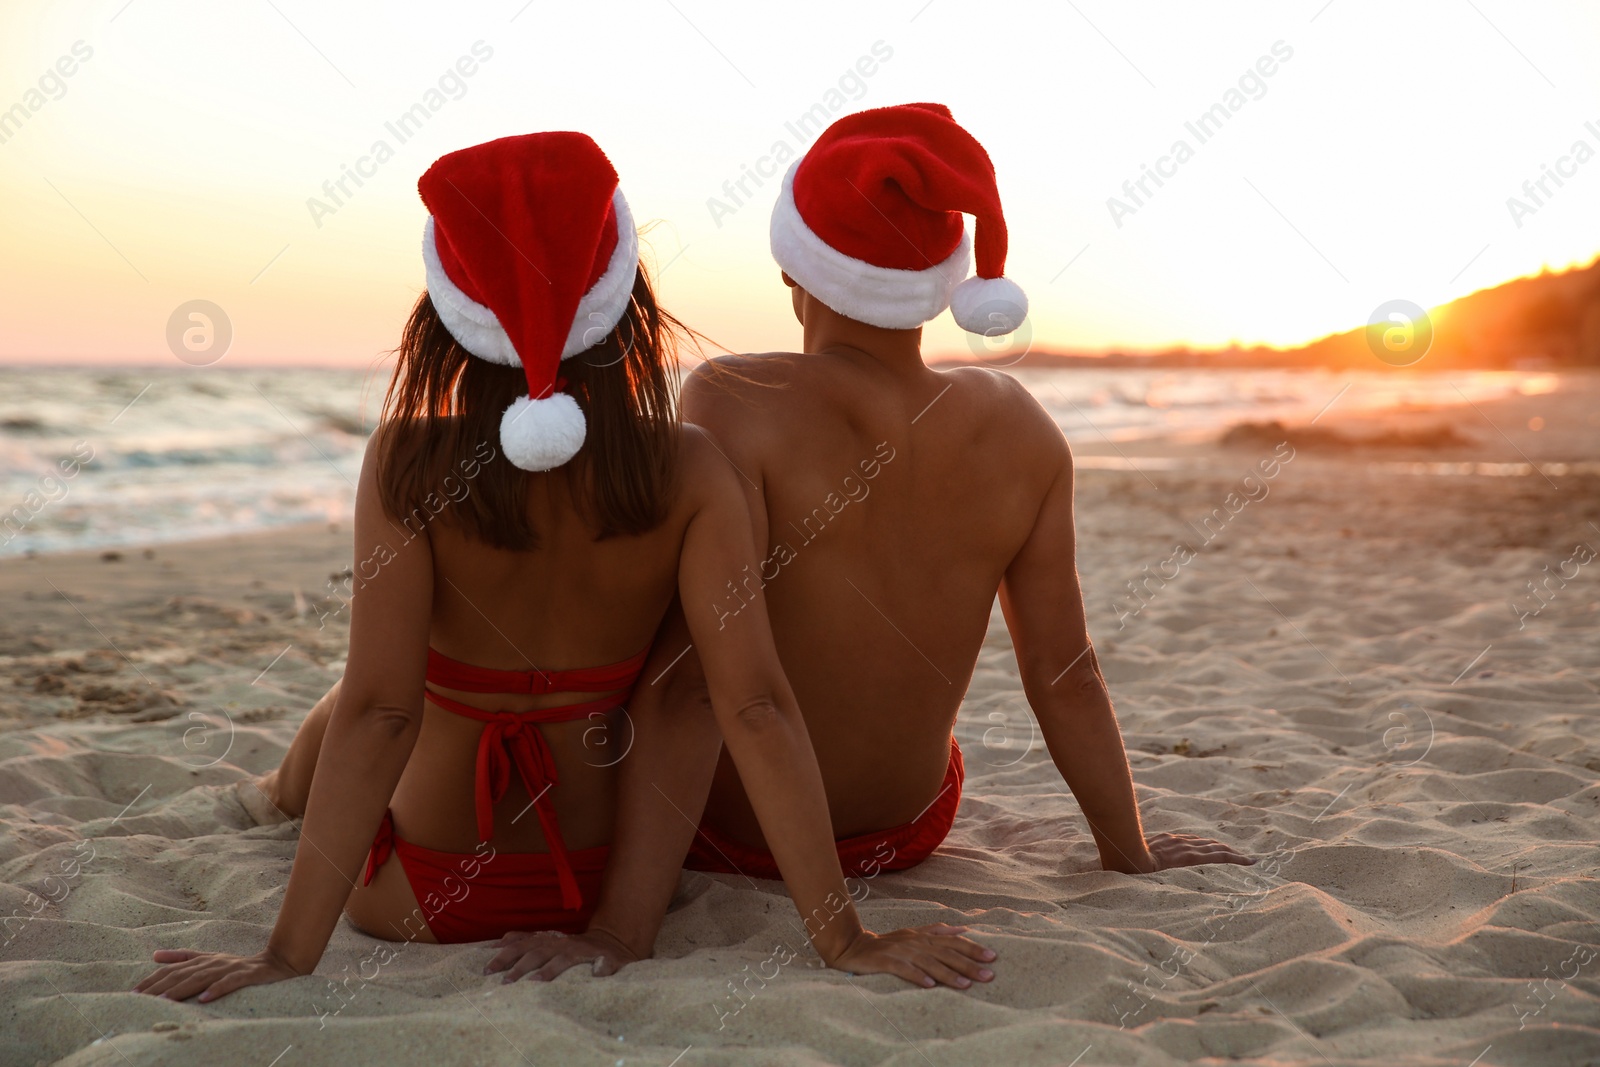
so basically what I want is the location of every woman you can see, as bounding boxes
[134,132,991,1002]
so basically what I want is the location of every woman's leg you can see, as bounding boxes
[240,679,341,822]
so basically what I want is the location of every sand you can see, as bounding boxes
[2,373,1598,1066]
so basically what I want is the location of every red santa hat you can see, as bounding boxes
[418,131,638,472]
[770,103,1026,336]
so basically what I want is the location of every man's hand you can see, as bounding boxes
[484,928,640,984]
[830,923,996,990]
[1143,832,1255,871]
[134,948,303,1003]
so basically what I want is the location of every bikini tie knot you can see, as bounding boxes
[473,713,582,910]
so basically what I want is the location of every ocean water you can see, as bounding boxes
[0,368,375,557]
[1006,365,1549,441]
[0,365,1550,557]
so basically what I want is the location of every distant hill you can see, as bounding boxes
[934,256,1600,371]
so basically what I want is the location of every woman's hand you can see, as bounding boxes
[1144,832,1255,871]
[830,924,996,990]
[134,948,303,1003]
[484,928,640,983]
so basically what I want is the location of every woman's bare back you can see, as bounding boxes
[342,428,715,937]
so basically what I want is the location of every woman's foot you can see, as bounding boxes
[235,771,296,826]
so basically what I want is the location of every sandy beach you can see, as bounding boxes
[3,374,1597,1067]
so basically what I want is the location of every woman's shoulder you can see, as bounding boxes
[677,421,731,473]
[673,422,749,505]
[366,415,468,454]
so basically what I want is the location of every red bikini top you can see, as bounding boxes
[422,645,649,911]
[426,646,650,708]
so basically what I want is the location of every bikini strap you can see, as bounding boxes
[425,689,630,725]
[426,647,650,695]
[424,690,629,911]
[363,810,395,887]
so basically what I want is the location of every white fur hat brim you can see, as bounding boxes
[769,161,970,330]
[422,189,638,365]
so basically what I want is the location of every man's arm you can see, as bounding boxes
[998,435,1253,873]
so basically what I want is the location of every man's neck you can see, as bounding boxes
[802,309,926,375]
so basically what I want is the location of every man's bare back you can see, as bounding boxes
[687,332,1066,844]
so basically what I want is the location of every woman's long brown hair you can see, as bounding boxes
[378,267,682,550]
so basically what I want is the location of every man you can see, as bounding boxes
[488,103,1251,984]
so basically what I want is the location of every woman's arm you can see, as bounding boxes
[137,433,435,1002]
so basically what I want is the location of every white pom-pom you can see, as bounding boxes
[950,275,1028,336]
[499,393,586,472]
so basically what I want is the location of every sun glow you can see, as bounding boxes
[1,2,1598,365]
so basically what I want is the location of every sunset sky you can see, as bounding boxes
[2,0,1598,366]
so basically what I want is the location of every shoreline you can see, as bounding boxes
[5,366,1595,562]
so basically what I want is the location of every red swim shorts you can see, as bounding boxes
[685,737,964,879]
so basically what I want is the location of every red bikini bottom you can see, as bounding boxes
[685,737,964,879]
[362,810,609,944]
